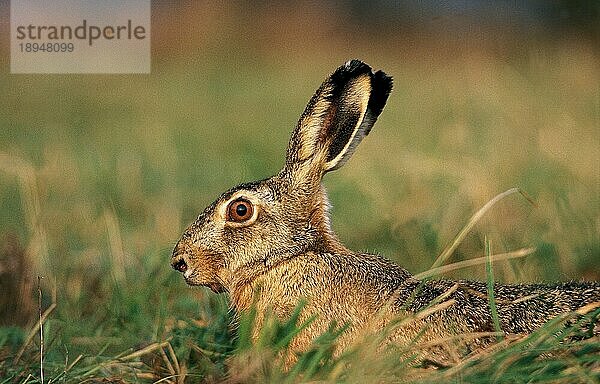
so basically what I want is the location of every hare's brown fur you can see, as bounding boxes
[172,60,600,361]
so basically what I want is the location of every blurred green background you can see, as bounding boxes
[0,0,598,380]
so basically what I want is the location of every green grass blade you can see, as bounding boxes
[485,237,503,341]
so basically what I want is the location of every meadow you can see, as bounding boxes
[0,3,599,382]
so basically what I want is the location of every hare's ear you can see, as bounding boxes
[283,60,393,186]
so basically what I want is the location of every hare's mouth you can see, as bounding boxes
[184,275,225,293]
[171,244,226,293]
[195,281,225,294]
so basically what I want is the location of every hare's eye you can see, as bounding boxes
[227,199,254,223]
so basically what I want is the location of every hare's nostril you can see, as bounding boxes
[172,259,188,273]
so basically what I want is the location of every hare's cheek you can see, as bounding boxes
[187,257,222,279]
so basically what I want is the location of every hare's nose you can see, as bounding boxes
[172,258,188,273]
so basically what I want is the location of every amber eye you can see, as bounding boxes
[227,199,254,223]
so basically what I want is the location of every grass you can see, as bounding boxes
[0,5,599,382]
[5,293,598,383]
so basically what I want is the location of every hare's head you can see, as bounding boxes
[171,60,392,293]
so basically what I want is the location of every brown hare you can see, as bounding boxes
[171,60,600,361]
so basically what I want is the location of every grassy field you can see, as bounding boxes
[1,4,599,382]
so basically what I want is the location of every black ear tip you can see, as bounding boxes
[331,60,393,117]
[329,60,372,87]
[369,70,393,117]
[344,59,371,72]
[373,70,393,93]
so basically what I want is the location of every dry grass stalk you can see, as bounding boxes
[414,247,536,280]
[14,285,57,364]
[431,188,535,270]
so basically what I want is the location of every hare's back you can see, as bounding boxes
[392,279,600,334]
